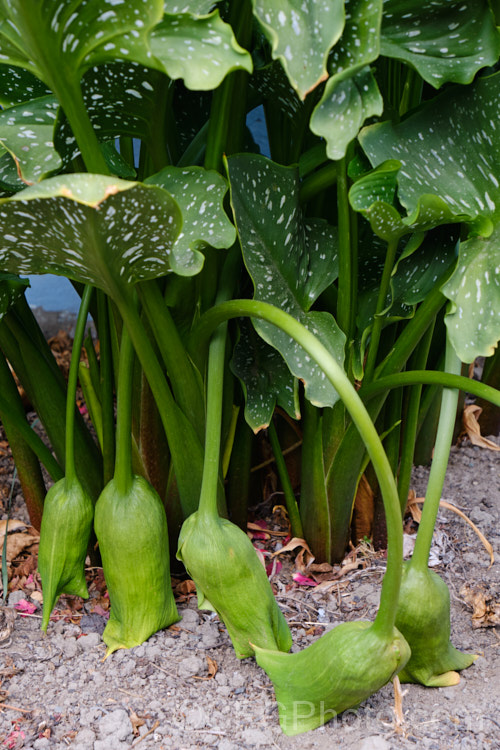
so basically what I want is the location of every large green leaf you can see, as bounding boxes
[0,1,163,88]
[0,174,187,289]
[231,318,299,432]
[0,96,61,184]
[443,227,500,362]
[227,153,344,408]
[381,0,500,88]
[252,0,345,99]
[358,73,500,228]
[150,10,252,90]
[146,166,236,274]
[310,0,382,159]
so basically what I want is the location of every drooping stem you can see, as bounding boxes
[192,300,403,638]
[114,323,136,496]
[64,285,94,482]
[410,336,462,571]
[336,154,354,341]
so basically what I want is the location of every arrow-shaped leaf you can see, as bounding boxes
[252,0,345,99]
[0,174,187,289]
[227,153,344,408]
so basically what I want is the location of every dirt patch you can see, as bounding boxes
[0,438,498,749]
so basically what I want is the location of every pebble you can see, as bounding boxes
[77,632,101,650]
[98,708,132,741]
[178,655,205,678]
[359,737,390,750]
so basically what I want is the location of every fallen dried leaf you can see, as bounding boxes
[353,474,375,542]
[206,656,218,678]
[463,404,500,451]
[460,583,500,628]
[130,710,145,736]
[271,537,315,573]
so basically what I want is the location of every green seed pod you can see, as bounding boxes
[94,475,179,657]
[38,476,93,632]
[395,562,476,686]
[254,621,410,735]
[177,511,292,659]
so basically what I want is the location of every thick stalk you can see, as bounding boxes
[96,291,115,484]
[64,285,94,482]
[410,338,462,571]
[336,154,354,340]
[364,238,399,383]
[359,371,500,407]
[192,300,403,638]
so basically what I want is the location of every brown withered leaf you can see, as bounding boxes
[271,537,315,573]
[460,583,500,628]
[129,711,145,736]
[463,404,500,451]
[0,533,40,568]
[353,474,375,542]
[173,578,196,597]
[206,656,217,678]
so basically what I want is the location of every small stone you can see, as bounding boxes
[7,590,26,606]
[180,608,199,631]
[218,741,238,750]
[33,739,51,750]
[99,708,132,741]
[62,638,78,659]
[359,737,390,750]
[74,727,96,745]
[240,728,273,747]
[77,632,101,650]
[178,655,205,678]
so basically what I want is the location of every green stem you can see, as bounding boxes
[193,300,403,638]
[64,285,94,482]
[397,321,435,514]
[268,420,304,538]
[364,238,399,383]
[114,324,136,496]
[360,371,500,407]
[410,337,462,571]
[96,292,115,484]
[299,163,337,204]
[336,154,353,340]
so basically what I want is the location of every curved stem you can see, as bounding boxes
[193,300,403,639]
[64,285,94,482]
[114,323,135,496]
[410,337,462,571]
[360,371,500,407]
[268,420,304,538]
[336,154,353,340]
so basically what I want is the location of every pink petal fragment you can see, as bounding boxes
[14,598,37,615]
[292,572,317,587]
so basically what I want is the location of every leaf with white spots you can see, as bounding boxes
[310,67,383,161]
[163,0,214,13]
[0,66,50,108]
[381,0,500,89]
[358,73,500,229]
[227,153,344,408]
[443,227,500,363]
[0,0,163,88]
[0,174,187,292]
[0,273,29,321]
[150,10,252,91]
[0,96,61,184]
[252,0,345,99]
[56,62,168,161]
[145,166,236,274]
[231,318,299,432]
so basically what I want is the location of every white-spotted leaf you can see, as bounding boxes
[311,67,383,161]
[0,1,163,88]
[0,273,29,321]
[0,174,187,292]
[163,0,214,13]
[231,319,299,432]
[0,96,61,184]
[146,166,236,275]
[150,10,252,90]
[227,153,344,408]
[443,228,500,363]
[381,0,500,89]
[0,65,50,108]
[252,0,345,99]
[358,73,500,227]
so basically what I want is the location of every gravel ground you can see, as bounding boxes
[0,438,498,750]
